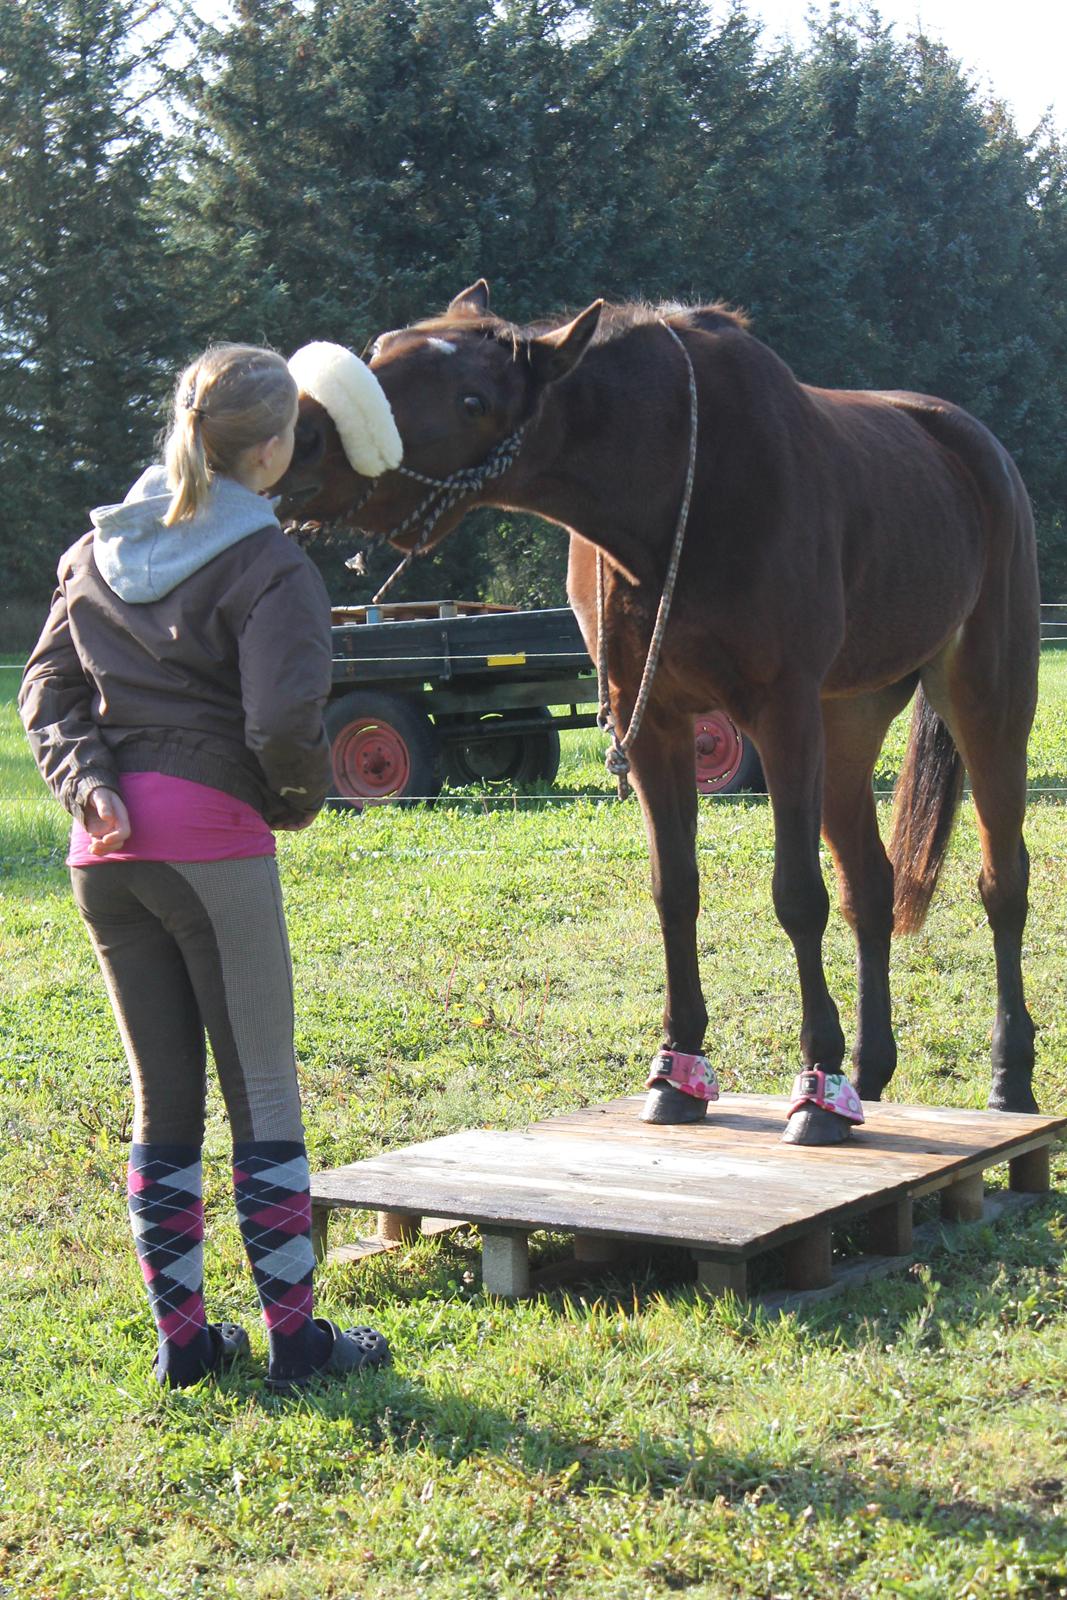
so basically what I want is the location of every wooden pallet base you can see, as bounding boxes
[310,1094,1064,1304]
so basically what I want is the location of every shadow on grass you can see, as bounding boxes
[247,1321,1067,1572]
[289,1193,1067,1541]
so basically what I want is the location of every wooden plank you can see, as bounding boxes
[325,1237,400,1267]
[315,1157,814,1254]
[310,1135,959,1256]
[539,1119,1063,1183]
[310,1171,1024,1257]
[539,1092,1065,1144]
[757,1190,1045,1315]
[366,1107,1061,1185]
[308,1096,1065,1262]
[316,1129,961,1205]
[314,1103,1064,1193]
[323,1220,462,1264]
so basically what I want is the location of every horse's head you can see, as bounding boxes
[275,281,602,551]
[277,395,362,522]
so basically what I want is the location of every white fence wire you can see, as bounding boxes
[5,606,1067,801]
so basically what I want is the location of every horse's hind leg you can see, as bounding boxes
[926,638,1038,1113]
[820,684,917,1100]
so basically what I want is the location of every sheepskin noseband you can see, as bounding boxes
[287,341,403,478]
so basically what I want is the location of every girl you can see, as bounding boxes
[20,343,389,1390]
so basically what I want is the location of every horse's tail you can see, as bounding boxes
[888,689,965,935]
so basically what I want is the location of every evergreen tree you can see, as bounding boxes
[1024,124,1067,594]
[786,8,1067,588]
[0,0,182,598]
[162,0,368,353]
[791,11,1038,394]
[73,0,1067,607]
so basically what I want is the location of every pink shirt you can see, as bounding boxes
[67,771,275,866]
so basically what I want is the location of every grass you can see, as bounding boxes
[1,651,1066,1599]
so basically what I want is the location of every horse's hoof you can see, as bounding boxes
[640,1083,709,1124]
[781,1105,854,1146]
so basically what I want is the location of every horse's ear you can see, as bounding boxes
[527,301,603,385]
[448,280,491,317]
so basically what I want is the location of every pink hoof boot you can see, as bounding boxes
[782,1070,864,1145]
[641,1050,720,1125]
[788,1069,864,1123]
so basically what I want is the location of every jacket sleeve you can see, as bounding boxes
[18,582,122,823]
[237,553,334,820]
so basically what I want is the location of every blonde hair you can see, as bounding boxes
[161,344,297,525]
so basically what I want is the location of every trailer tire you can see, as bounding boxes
[325,690,443,808]
[694,712,764,795]
[444,709,562,788]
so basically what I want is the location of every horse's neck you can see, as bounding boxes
[507,353,676,585]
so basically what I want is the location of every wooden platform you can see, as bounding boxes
[310,1094,1065,1307]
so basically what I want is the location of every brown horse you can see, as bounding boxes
[277,282,1041,1146]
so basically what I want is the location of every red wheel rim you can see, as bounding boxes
[694,712,743,793]
[333,717,411,801]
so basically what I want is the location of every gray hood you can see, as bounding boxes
[91,465,279,603]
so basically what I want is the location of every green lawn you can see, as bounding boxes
[1,653,1065,1599]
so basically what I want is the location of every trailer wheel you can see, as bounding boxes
[325,690,443,808]
[694,712,764,795]
[444,709,562,787]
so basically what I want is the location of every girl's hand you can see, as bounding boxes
[85,788,132,855]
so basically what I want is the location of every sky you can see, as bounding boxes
[744,0,1064,134]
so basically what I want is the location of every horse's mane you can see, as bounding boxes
[587,301,751,344]
[411,299,751,351]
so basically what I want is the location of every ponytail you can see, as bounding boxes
[162,380,212,525]
[161,345,296,526]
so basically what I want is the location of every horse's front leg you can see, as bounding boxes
[626,714,710,1124]
[755,685,857,1146]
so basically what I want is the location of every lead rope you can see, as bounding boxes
[596,321,700,799]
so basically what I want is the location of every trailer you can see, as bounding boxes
[326,600,764,805]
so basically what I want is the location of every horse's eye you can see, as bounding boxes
[292,420,325,468]
[462,393,487,418]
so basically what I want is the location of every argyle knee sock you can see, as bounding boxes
[127,1143,214,1386]
[232,1140,331,1380]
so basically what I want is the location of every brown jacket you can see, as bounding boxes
[20,520,334,828]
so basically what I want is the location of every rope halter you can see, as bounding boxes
[595,321,700,800]
[369,423,528,603]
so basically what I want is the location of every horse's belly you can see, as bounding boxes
[824,593,967,696]
[824,514,981,693]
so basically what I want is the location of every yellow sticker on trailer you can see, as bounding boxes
[487,653,526,666]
